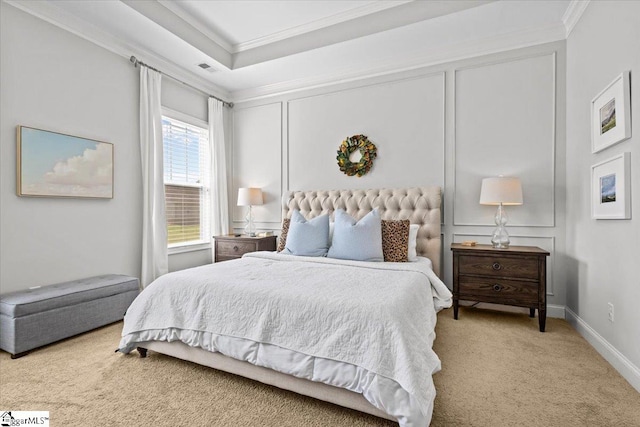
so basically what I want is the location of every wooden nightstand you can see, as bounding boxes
[451,243,550,332]
[214,235,277,262]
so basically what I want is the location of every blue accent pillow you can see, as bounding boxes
[327,209,383,262]
[282,210,330,257]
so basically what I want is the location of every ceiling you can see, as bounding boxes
[6,0,582,102]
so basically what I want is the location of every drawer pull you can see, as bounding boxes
[233,245,239,252]
[492,284,503,292]
[492,262,502,271]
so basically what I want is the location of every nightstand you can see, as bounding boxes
[214,235,277,262]
[451,243,550,332]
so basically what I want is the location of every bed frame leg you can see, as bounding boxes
[11,351,29,359]
[137,347,147,358]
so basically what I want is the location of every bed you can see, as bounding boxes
[118,187,452,426]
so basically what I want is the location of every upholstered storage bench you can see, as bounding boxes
[0,274,139,358]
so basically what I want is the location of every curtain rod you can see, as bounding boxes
[129,56,233,108]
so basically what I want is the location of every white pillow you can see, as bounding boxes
[327,209,383,262]
[408,224,419,262]
[282,210,330,257]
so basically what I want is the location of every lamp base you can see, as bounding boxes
[491,225,510,248]
[491,240,510,249]
[244,206,256,237]
[491,204,510,248]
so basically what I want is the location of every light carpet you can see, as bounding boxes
[1,306,638,426]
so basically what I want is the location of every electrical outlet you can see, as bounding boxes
[608,303,614,322]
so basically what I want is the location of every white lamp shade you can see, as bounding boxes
[479,177,523,206]
[237,187,263,206]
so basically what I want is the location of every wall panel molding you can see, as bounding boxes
[231,102,283,225]
[286,72,446,193]
[282,101,289,195]
[231,42,566,309]
[452,51,557,227]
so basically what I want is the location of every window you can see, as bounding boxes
[162,115,210,248]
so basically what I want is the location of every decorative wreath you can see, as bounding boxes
[336,134,377,177]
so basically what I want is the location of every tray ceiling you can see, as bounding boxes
[6,0,578,101]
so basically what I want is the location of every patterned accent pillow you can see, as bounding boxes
[277,218,290,252]
[381,219,410,262]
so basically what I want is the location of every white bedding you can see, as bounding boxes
[119,252,452,426]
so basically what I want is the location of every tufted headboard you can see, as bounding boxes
[281,187,442,277]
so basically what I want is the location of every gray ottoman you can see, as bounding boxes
[0,274,139,358]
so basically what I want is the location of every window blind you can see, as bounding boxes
[162,116,210,247]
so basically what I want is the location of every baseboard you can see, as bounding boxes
[547,304,565,319]
[565,307,640,393]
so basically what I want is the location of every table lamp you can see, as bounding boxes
[479,176,523,249]
[237,188,263,237]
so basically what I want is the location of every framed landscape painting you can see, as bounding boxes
[591,152,631,219]
[17,126,113,199]
[591,71,631,153]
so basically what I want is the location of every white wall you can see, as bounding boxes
[565,1,640,390]
[232,103,282,228]
[287,74,445,192]
[231,41,567,311]
[0,3,140,293]
[454,54,557,227]
[162,79,207,123]
[0,3,210,293]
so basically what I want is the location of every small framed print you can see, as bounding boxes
[591,152,631,219]
[591,71,631,153]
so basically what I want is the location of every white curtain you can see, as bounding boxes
[139,66,168,287]
[209,98,230,260]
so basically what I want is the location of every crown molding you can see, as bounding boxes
[3,0,231,101]
[562,0,590,37]
[4,0,573,106]
[232,0,495,69]
[232,1,412,53]
[121,0,232,70]
[120,0,414,68]
[230,22,566,103]
[157,0,234,53]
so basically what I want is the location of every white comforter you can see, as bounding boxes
[119,252,452,426]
